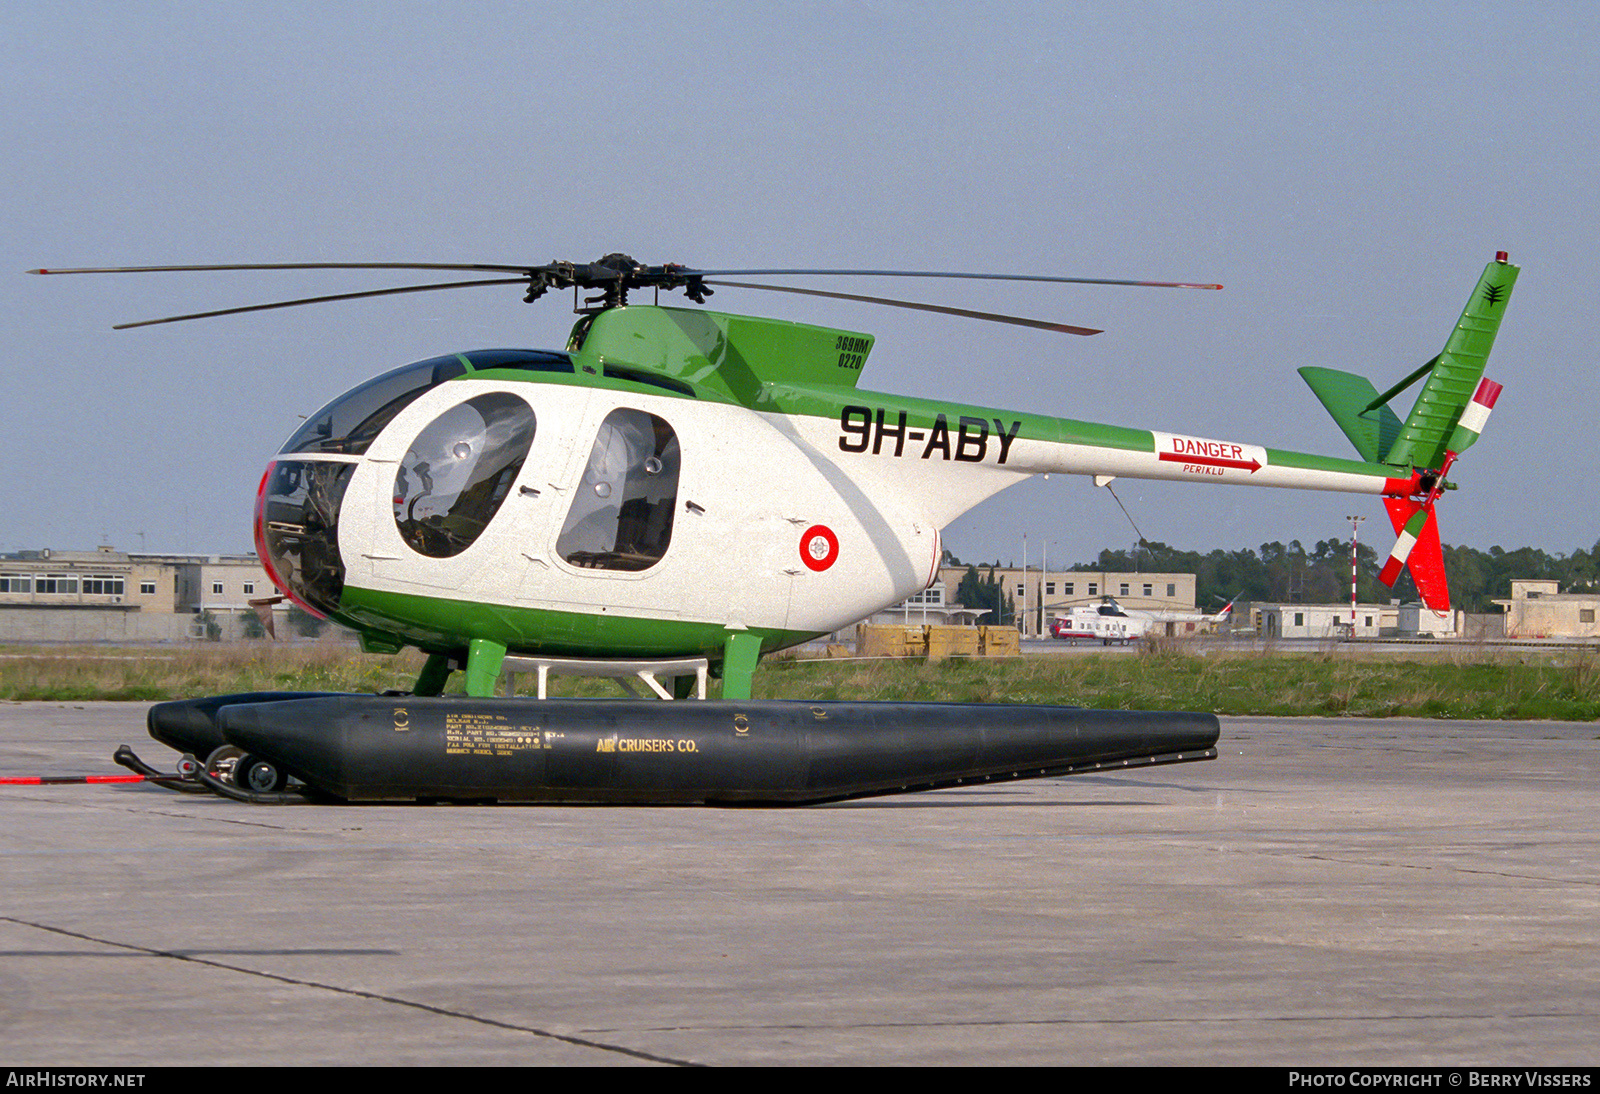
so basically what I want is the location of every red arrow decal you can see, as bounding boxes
[1157,451,1261,473]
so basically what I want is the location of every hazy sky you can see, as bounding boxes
[4,2,1594,568]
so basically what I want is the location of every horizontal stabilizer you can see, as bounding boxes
[1298,366,1404,463]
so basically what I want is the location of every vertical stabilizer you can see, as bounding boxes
[1384,255,1518,471]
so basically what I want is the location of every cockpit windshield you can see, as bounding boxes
[257,460,356,617]
[278,350,572,456]
[281,355,468,456]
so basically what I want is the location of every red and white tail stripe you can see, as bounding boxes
[1379,508,1430,587]
[1454,377,1503,441]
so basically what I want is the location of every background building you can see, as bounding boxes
[0,547,288,642]
[862,582,992,627]
[1259,603,1397,640]
[937,567,1196,637]
[1494,580,1600,640]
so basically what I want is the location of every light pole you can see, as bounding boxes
[1020,534,1027,638]
[1040,537,1048,638]
[1347,515,1366,629]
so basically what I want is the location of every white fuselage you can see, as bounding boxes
[329,378,942,640]
[1049,605,1151,645]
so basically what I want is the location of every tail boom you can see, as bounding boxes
[1015,430,1433,501]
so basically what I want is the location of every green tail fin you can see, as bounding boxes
[1384,256,1518,470]
[1299,255,1518,469]
[1298,366,1405,463]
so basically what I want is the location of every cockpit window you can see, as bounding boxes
[281,355,468,456]
[258,460,356,617]
[557,408,680,572]
[393,392,537,559]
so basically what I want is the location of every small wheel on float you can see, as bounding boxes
[203,745,245,784]
[237,754,287,793]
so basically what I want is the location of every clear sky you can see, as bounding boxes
[4,2,1593,567]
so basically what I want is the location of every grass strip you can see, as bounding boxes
[2,642,1597,721]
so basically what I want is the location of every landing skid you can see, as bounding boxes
[499,654,710,700]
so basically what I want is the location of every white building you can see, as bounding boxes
[1396,603,1458,638]
[938,566,1196,638]
[866,582,992,627]
[1260,603,1393,639]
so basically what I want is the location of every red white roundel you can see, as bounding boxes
[799,524,839,571]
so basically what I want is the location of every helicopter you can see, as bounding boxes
[1049,595,1239,645]
[29,251,1515,804]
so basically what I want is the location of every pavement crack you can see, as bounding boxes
[144,808,299,831]
[1,915,702,1067]
[592,1010,1597,1035]
[2,790,300,831]
[1300,853,1598,886]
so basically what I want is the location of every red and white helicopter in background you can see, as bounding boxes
[1049,595,1238,646]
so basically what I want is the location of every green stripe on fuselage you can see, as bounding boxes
[1261,446,1397,479]
[335,585,816,663]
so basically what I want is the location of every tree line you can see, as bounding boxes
[948,538,1600,616]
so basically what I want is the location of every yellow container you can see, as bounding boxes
[926,625,980,660]
[979,626,1020,656]
[857,624,927,657]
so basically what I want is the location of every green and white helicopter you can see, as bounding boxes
[33,253,1516,702]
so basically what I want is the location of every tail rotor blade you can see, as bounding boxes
[1380,500,1451,614]
[1378,508,1430,588]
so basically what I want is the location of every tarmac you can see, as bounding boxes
[0,701,1594,1066]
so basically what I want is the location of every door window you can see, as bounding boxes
[557,408,680,571]
[393,392,536,558]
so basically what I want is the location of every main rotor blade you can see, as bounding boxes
[692,268,1223,290]
[705,280,1102,335]
[31,262,1224,290]
[111,277,531,330]
[31,262,535,275]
